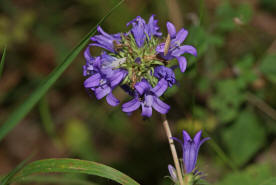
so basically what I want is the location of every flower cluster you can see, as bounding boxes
[168,130,210,184]
[83,15,197,117]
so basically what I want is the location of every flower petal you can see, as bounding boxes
[193,130,202,145]
[199,137,210,148]
[182,130,192,143]
[84,73,101,88]
[106,93,120,106]
[152,78,168,96]
[141,104,152,117]
[173,45,197,57]
[84,44,94,62]
[175,28,188,44]
[152,97,170,114]
[144,94,153,107]
[166,22,176,37]
[110,70,127,87]
[135,80,150,95]
[94,85,111,100]
[147,15,162,37]
[177,56,187,73]
[168,165,178,182]
[122,98,141,112]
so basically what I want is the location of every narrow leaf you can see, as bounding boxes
[0,0,124,141]
[0,154,33,185]
[19,175,98,185]
[12,158,140,185]
[0,46,7,79]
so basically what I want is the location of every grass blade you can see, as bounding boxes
[0,0,124,141]
[0,154,33,185]
[0,46,7,79]
[12,158,140,185]
[19,175,99,185]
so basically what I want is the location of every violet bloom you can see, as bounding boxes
[127,15,162,48]
[122,79,170,117]
[84,52,127,106]
[154,66,176,87]
[156,22,197,73]
[83,15,197,116]
[169,130,210,177]
[90,26,121,53]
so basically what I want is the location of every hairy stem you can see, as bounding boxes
[162,114,184,185]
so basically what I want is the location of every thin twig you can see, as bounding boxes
[161,114,184,185]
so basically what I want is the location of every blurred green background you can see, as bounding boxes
[0,0,276,184]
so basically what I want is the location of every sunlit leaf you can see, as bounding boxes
[12,158,140,185]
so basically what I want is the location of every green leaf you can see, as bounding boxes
[260,54,276,83]
[12,158,140,185]
[216,1,252,32]
[0,154,33,185]
[259,177,276,185]
[215,164,273,185]
[209,79,245,122]
[222,110,266,166]
[0,46,7,79]
[19,175,98,185]
[0,0,124,142]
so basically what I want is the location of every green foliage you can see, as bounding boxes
[215,164,273,185]
[260,54,276,83]
[216,1,253,32]
[222,110,266,166]
[209,79,245,122]
[12,158,140,185]
[259,177,276,185]
[0,0,124,142]
[209,55,257,123]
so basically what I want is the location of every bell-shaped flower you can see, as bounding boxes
[171,130,210,174]
[156,22,197,73]
[127,15,162,48]
[90,26,122,53]
[122,79,170,117]
[84,52,127,106]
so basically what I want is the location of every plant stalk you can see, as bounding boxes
[162,114,184,185]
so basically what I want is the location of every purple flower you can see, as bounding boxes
[83,15,197,116]
[168,164,178,183]
[154,66,176,87]
[146,15,162,38]
[169,130,210,175]
[84,51,127,106]
[90,26,121,53]
[156,22,197,72]
[127,15,162,48]
[122,79,170,117]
